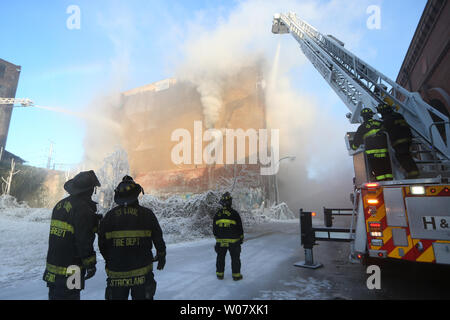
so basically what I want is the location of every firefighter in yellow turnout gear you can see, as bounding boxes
[213,192,244,281]
[352,108,393,181]
[43,170,101,300]
[377,103,419,179]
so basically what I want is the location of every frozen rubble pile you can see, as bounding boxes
[140,191,228,243]
[0,188,295,244]
[0,195,51,222]
[266,202,296,220]
[138,190,296,244]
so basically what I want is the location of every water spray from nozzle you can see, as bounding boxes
[33,105,122,132]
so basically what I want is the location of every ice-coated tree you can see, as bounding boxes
[94,148,130,210]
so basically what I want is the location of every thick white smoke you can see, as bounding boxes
[80,0,374,213]
[81,3,137,169]
[175,0,373,212]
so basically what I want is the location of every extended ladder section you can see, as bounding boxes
[272,12,450,163]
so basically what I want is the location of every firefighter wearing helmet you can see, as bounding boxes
[377,103,419,179]
[213,192,244,281]
[351,108,394,181]
[43,170,101,300]
[98,175,166,300]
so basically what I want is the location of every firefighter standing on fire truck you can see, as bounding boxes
[352,108,393,181]
[213,192,244,281]
[98,176,166,300]
[377,103,420,179]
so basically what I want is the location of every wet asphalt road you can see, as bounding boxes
[280,216,450,300]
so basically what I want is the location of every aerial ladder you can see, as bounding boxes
[273,12,450,266]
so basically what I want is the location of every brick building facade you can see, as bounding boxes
[396,0,450,117]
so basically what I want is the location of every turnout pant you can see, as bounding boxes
[394,142,419,177]
[216,243,241,276]
[365,134,393,181]
[48,285,81,300]
[367,152,393,181]
[105,272,157,300]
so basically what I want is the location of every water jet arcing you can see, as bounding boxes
[34,105,122,133]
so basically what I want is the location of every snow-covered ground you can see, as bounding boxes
[0,194,336,300]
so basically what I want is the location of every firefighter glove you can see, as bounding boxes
[156,251,166,270]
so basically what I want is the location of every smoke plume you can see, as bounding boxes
[174,0,372,211]
[81,0,374,213]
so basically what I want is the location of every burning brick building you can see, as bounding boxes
[120,64,276,205]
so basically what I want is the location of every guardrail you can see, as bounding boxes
[294,208,354,269]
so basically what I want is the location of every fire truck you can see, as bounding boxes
[272,12,450,265]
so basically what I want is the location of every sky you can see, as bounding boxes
[0,0,427,169]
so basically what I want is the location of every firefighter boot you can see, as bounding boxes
[216,272,224,280]
[232,273,243,281]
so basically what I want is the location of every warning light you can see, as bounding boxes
[311,212,317,217]
[367,199,379,205]
[365,183,380,189]
[411,186,425,195]
[430,188,436,193]
[357,254,363,260]
[378,252,384,257]
[370,232,382,237]
[444,188,449,193]
[369,222,382,234]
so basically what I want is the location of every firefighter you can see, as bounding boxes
[98,175,166,300]
[377,103,419,179]
[43,170,101,300]
[351,108,394,181]
[213,192,244,281]
[374,84,397,108]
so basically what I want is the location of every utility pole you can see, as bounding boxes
[1,158,20,195]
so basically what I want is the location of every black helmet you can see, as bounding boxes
[377,103,394,114]
[360,108,374,121]
[114,175,143,206]
[219,192,232,208]
[122,175,134,182]
[64,170,101,196]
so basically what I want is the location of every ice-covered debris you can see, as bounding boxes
[0,194,28,210]
[136,190,271,243]
[138,191,221,243]
[267,203,296,220]
[0,195,51,222]
[248,202,296,221]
